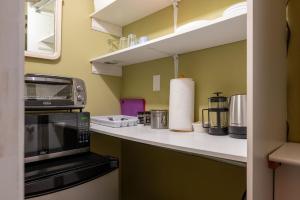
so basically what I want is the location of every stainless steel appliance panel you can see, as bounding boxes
[229,94,247,127]
[25,153,119,200]
[229,94,247,139]
[28,171,119,200]
[25,74,87,109]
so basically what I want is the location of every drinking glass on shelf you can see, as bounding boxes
[119,37,128,49]
[127,34,137,47]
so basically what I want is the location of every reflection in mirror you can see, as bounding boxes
[25,0,62,60]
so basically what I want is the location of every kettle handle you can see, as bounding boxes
[202,109,210,128]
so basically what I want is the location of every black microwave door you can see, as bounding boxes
[25,115,49,158]
[25,113,82,159]
[48,116,79,153]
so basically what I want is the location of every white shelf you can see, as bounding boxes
[90,0,172,26]
[90,0,172,36]
[90,123,247,164]
[90,13,247,76]
[34,0,55,13]
[269,143,300,166]
[39,33,55,44]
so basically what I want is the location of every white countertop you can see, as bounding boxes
[269,142,300,166]
[90,123,247,163]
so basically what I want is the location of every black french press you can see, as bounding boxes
[202,92,229,135]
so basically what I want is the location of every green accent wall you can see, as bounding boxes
[122,41,246,121]
[179,41,246,121]
[122,141,245,200]
[123,0,245,40]
[122,57,174,110]
[287,0,300,142]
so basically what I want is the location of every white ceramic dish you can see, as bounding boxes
[223,2,247,17]
[192,122,208,133]
[176,20,211,33]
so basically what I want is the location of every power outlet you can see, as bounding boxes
[153,75,160,91]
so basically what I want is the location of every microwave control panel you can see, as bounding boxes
[78,112,90,145]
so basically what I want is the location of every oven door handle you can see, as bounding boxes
[25,76,72,84]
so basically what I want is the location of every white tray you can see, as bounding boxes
[91,115,138,128]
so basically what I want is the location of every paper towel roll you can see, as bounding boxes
[169,78,195,131]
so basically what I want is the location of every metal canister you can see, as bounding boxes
[150,110,168,129]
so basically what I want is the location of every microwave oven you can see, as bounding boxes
[25,112,90,163]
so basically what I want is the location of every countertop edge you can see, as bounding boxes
[90,124,247,164]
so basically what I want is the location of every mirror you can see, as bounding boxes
[25,0,62,60]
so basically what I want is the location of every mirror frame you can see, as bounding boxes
[25,0,62,60]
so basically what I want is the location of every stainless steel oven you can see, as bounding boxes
[25,74,87,110]
[25,153,119,200]
[25,112,90,163]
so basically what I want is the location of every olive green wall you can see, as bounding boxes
[121,0,246,200]
[287,0,300,142]
[124,0,245,40]
[122,41,246,121]
[122,141,245,200]
[25,0,121,116]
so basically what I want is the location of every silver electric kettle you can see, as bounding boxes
[228,94,247,139]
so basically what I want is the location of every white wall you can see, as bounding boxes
[0,0,24,200]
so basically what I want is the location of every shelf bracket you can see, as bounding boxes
[173,54,179,78]
[268,160,281,170]
[172,0,180,32]
[91,62,122,77]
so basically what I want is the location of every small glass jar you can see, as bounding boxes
[127,34,137,47]
[119,37,128,49]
